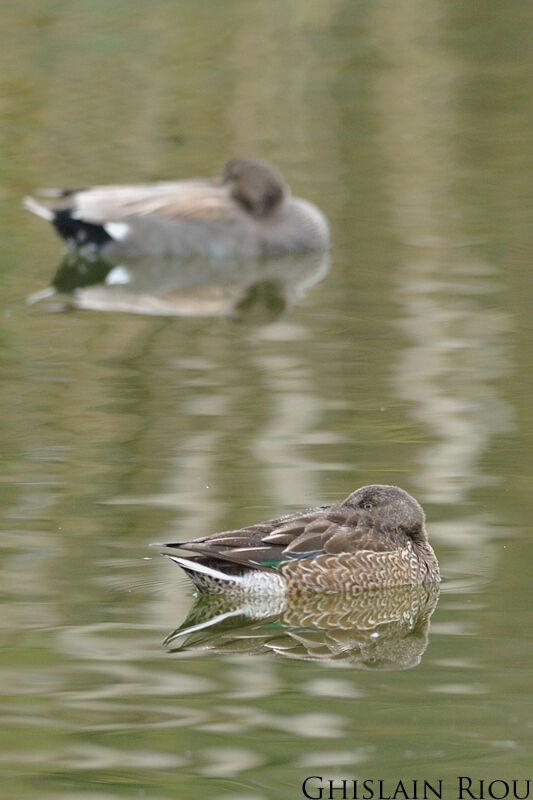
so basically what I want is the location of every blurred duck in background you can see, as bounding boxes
[24,157,330,258]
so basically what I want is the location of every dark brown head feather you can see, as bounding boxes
[222,157,287,217]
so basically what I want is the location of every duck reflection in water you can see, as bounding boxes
[27,249,329,324]
[164,584,439,669]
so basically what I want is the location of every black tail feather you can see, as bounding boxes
[53,209,112,250]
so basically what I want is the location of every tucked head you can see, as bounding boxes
[222,157,288,217]
[342,484,427,544]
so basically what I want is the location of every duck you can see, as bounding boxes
[23,157,330,258]
[162,484,440,596]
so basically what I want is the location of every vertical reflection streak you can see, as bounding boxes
[251,329,321,508]
[373,1,512,516]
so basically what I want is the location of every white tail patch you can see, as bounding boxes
[23,197,54,222]
[167,554,286,597]
[103,222,131,241]
[166,555,242,584]
[105,265,131,285]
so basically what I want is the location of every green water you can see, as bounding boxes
[1,1,532,798]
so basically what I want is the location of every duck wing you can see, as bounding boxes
[36,180,240,225]
[164,504,406,570]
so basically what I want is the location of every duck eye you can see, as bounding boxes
[363,502,373,510]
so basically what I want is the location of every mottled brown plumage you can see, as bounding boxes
[163,485,440,595]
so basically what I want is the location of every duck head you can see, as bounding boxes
[342,484,428,546]
[222,157,288,217]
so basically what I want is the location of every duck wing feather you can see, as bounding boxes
[39,180,243,225]
[164,504,408,569]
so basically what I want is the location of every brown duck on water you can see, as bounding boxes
[162,484,440,596]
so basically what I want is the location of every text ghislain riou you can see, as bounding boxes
[301,776,531,800]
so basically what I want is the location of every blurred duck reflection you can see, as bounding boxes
[27,250,330,324]
[165,583,439,669]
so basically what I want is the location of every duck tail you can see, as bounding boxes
[24,195,113,251]
[23,196,55,222]
[166,554,245,593]
[26,286,57,305]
